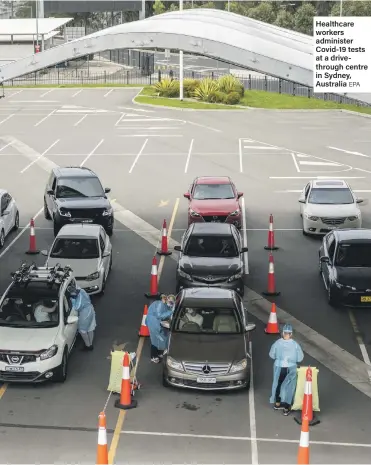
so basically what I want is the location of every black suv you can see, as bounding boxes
[319,228,371,307]
[162,287,256,391]
[174,223,247,296]
[44,167,114,236]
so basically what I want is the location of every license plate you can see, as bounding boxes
[81,219,93,223]
[5,366,24,372]
[361,296,371,302]
[196,377,216,384]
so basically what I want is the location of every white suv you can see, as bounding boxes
[0,264,79,383]
[0,189,19,248]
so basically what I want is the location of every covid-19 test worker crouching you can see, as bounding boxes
[69,283,97,351]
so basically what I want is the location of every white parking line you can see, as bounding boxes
[114,113,126,126]
[184,139,194,174]
[238,138,243,173]
[119,134,183,137]
[243,146,279,150]
[20,139,60,173]
[128,139,149,173]
[328,146,369,157]
[71,89,83,98]
[291,153,300,172]
[74,114,88,126]
[0,142,12,152]
[104,89,114,98]
[39,89,54,98]
[7,89,23,97]
[241,197,249,275]
[80,139,105,166]
[0,114,14,126]
[299,161,342,166]
[34,109,56,127]
[248,341,258,465]
[348,310,371,383]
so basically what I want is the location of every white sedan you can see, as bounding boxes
[299,180,363,236]
[0,189,19,248]
[43,224,112,294]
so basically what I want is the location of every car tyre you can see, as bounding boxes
[106,226,113,237]
[109,253,113,272]
[244,375,251,390]
[53,220,60,237]
[54,348,68,383]
[99,275,106,295]
[0,229,4,248]
[302,229,308,236]
[44,198,51,220]
[13,211,19,231]
[162,374,170,388]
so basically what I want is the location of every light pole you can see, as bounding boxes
[179,0,184,101]
[227,0,230,12]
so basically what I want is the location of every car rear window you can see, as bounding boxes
[50,238,99,259]
[185,235,238,257]
[193,183,235,200]
[308,188,354,205]
[336,243,371,267]
[174,307,241,334]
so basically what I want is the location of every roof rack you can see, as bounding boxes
[10,263,73,288]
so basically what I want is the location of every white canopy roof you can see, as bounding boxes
[0,18,73,36]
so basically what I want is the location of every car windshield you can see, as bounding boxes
[0,297,59,328]
[308,188,354,205]
[174,307,241,334]
[193,183,235,200]
[185,235,238,257]
[50,238,99,259]
[56,177,104,198]
[335,243,371,267]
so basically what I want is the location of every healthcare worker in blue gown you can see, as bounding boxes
[269,324,304,416]
[146,294,174,364]
[69,283,97,351]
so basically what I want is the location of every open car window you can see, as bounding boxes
[50,238,99,259]
[185,235,238,258]
[193,183,235,200]
[335,243,371,267]
[0,297,59,328]
[173,307,241,334]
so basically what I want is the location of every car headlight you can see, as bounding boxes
[40,345,58,361]
[86,271,100,281]
[190,209,201,218]
[102,208,113,216]
[305,214,318,221]
[348,215,359,221]
[230,358,248,373]
[58,208,71,218]
[166,356,184,371]
[229,210,240,217]
[178,269,192,280]
[228,271,243,282]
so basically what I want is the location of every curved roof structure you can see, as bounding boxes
[0,9,313,85]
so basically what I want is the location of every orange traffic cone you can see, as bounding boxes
[157,219,172,256]
[114,352,138,410]
[26,218,39,255]
[294,366,320,426]
[297,415,310,464]
[264,303,280,334]
[145,256,161,299]
[264,214,279,251]
[138,305,150,337]
[263,253,280,296]
[96,412,109,465]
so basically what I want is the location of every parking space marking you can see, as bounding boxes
[7,89,23,97]
[39,89,55,98]
[0,142,12,152]
[114,113,125,126]
[291,153,300,172]
[104,89,114,98]
[248,341,258,464]
[184,139,194,173]
[348,310,371,383]
[0,114,14,126]
[71,89,83,98]
[20,139,60,173]
[241,196,249,274]
[119,134,183,137]
[328,146,369,157]
[238,138,243,172]
[299,161,343,166]
[34,109,56,127]
[80,139,105,167]
[128,139,149,173]
[74,115,88,126]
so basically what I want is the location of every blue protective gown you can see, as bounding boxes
[146,300,173,350]
[269,338,304,404]
[70,289,97,333]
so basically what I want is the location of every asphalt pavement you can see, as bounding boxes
[1,87,371,463]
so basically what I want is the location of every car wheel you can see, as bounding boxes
[302,229,308,236]
[13,211,19,231]
[0,229,4,248]
[106,227,113,237]
[53,220,60,237]
[54,348,68,383]
[109,253,113,272]
[162,374,170,388]
[44,198,51,220]
[99,275,106,295]
[244,374,251,390]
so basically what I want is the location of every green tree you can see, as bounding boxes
[274,10,295,29]
[248,2,276,24]
[153,0,166,15]
[293,3,316,34]
[225,1,251,15]
[331,0,371,16]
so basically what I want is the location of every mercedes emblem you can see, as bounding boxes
[202,364,211,374]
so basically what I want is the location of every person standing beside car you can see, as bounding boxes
[269,324,304,416]
[68,284,96,351]
[146,295,174,364]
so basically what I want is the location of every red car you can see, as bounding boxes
[184,176,243,228]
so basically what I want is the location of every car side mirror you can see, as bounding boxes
[104,188,111,193]
[320,256,329,263]
[47,189,54,195]
[67,315,78,325]
[161,320,170,329]
[356,198,364,204]
[237,192,243,198]
[241,247,248,253]
[41,249,48,256]
[298,199,306,204]
[245,323,256,332]
[183,193,190,199]
[174,245,182,252]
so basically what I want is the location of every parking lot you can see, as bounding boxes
[1,87,371,463]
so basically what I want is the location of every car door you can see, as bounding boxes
[238,298,250,356]
[0,193,12,235]
[99,228,111,277]
[5,193,16,228]
[46,174,57,215]
[62,295,78,353]
[299,183,311,216]
[322,233,336,286]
